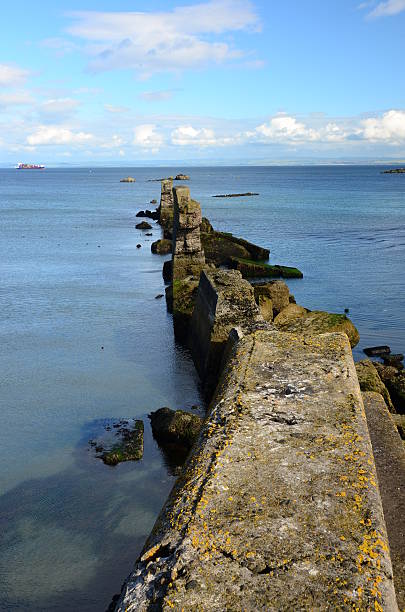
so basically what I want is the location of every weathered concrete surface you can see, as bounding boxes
[190,269,264,397]
[115,331,397,611]
[159,178,174,230]
[275,309,360,348]
[172,186,205,282]
[363,391,405,608]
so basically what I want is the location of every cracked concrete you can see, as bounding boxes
[115,331,397,611]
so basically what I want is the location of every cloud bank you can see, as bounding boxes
[65,0,260,76]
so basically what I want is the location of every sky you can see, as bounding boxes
[0,0,405,164]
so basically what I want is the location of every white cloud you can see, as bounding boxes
[0,64,30,88]
[360,110,405,142]
[140,90,176,102]
[171,125,236,147]
[252,114,320,142]
[27,126,93,146]
[0,90,34,108]
[133,124,164,152]
[39,98,80,119]
[368,0,405,16]
[65,1,260,76]
[104,104,129,113]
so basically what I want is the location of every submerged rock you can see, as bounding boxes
[363,346,391,357]
[151,238,172,255]
[136,221,152,230]
[212,192,259,198]
[149,407,202,449]
[355,360,395,412]
[102,420,144,465]
[274,310,360,348]
[229,256,303,279]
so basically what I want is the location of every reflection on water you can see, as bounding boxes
[0,166,404,611]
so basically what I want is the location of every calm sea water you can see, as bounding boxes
[0,166,404,611]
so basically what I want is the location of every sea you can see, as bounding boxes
[0,165,404,611]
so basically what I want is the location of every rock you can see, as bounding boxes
[172,187,205,281]
[363,346,391,357]
[275,310,360,348]
[355,360,395,412]
[229,256,303,279]
[102,420,144,465]
[136,209,159,220]
[212,192,259,198]
[145,233,152,236]
[201,231,269,266]
[383,354,404,369]
[175,174,190,180]
[151,238,172,255]
[374,363,405,413]
[155,294,164,299]
[253,285,273,321]
[136,221,152,230]
[258,280,290,317]
[159,178,174,230]
[136,244,141,249]
[150,199,157,204]
[382,168,405,173]
[120,176,136,182]
[201,232,251,265]
[273,303,308,326]
[149,407,202,449]
[201,217,214,233]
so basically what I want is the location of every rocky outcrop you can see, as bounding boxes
[149,407,202,450]
[120,176,136,183]
[356,360,395,412]
[115,331,397,611]
[274,309,360,348]
[172,186,205,282]
[229,256,303,279]
[159,178,174,230]
[136,221,152,230]
[189,269,265,397]
[201,231,269,266]
[151,239,172,255]
[382,168,405,174]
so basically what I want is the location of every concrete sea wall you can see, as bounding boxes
[113,182,403,611]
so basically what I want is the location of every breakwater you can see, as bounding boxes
[114,182,404,610]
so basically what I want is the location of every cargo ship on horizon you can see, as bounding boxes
[15,162,45,169]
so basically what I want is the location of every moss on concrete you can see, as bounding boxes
[229,256,303,279]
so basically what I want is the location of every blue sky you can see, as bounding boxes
[1,0,405,163]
